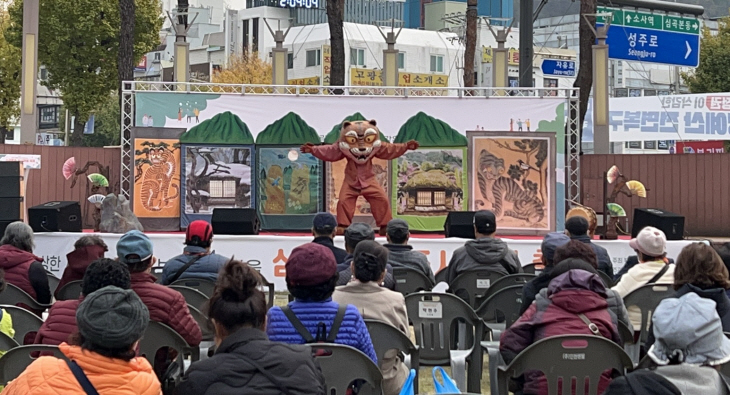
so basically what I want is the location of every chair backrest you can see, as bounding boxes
[498,335,634,395]
[0,330,19,351]
[170,278,216,297]
[308,343,383,395]
[0,305,44,344]
[46,273,61,296]
[260,275,275,309]
[0,345,67,384]
[597,271,615,288]
[151,266,165,282]
[622,283,675,343]
[475,284,524,328]
[482,273,536,300]
[405,292,484,364]
[618,321,635,346]
[364,319,420,387]
[449,269,506,309]
[0,284,51,312]
[393,267,434,296]
[168,285,210,311]
[188,305,214,342]
[521,263,546,275]
[139,321,200,368]
[435,267,448,284]
[55,280,84,301]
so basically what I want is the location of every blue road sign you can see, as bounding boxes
[540,59,576,77]
[597,23,700,67]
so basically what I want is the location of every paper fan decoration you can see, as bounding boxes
[627,180,647,198]
[62,157,76,180]
[606,165,620,184]
[87,194,106,208]
[607,203,627,217]
[87,173,109,187]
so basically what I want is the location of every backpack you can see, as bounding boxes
[280,304,346,355]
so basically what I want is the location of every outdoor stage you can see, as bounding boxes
[34,232,694,288]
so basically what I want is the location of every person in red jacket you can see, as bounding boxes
[55,236,108,299]
[34,258,131,346]
[116,230,202,377]
[0,222,51,315]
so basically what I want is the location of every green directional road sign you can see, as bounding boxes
[597,6,700,35]
[622,10,663,30]
[664,15,700,34]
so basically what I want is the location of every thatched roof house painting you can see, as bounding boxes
[402,170,460,214]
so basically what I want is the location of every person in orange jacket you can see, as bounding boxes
[3,286,161,395]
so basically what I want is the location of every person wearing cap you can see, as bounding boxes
[56,235,108,299]
[34,258,132,347]
[116,230,202,376]
[0,221,51,315]
[605,293,730,394]
[311,212,348,264]
[612,226,675,330]
[518,232,570,314]
[160,220,229,285]
[3,286,161,395]
[565,216,614,278]
[336,223,396,289]
[383,219,435,284]
[445,210,522,285]
[266,242,377,363]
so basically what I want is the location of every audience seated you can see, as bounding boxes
[612,227,675,330]
[383,219,435,284]
[311,213,348,264]
[3,286,161,395]
[564,216,614,278]
[605,293,730,394]
[333,240,409,395]
[176,259,325,395]
[445,210,521,285]
[56,236,107,298]
[519,232,570,315]
[34,258,131,346]
[500,259,621,395]
[160,220,229,285]
[336,223,395,289]
[267,242,377,363]
[0,222,51,313]
[614,254,675,283]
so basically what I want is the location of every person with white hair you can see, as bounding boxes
[0,222,51,312]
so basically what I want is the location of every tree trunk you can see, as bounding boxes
[326,0,345,92]
[71,111,85,146]
[463,0,478,88]
[572,0,597,151]
[118,0,135,123]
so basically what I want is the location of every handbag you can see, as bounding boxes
[398,369,416,395]
[432,366,461,394]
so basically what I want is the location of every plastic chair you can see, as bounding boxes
[622,283,675,362]
[55,280,83,301]
[476,284,524,331]
[435,267,448,284]
[0,331,19,351]
[0,284,52,313]
[405,292,485,393]
[497,334,634,395]
[618,320,637,365]
[449,269,506,309]
[170,278,216,297]
[188,305,214,342]
[393,267,434,296]
[308,343,383,395]
[364,319,420,394]
[139,321,200,371]
[0,345,68,384]
[482,273,536,301]
[46,273,60,296]
[597,270,615,288]
[169,285,210,312]
[260,275,275,309]
[0,305,44,344]
[521,263,545,275]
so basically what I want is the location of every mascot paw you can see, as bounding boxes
[300,143,314,153]
[406,140,420,150]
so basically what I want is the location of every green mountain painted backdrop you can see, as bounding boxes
[180,111,254,144]
[324,112,388,143]
[256,112,320,145]
[394,112,467,147]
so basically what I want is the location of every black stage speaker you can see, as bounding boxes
[28,201,82,232]
[444,211,476,239]
[632,208,685,240]
[211,208,260,235]
[0,162,23,222]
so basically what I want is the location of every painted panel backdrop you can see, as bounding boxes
[132,137,181,231]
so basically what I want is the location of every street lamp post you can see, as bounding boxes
[19,0,39,144]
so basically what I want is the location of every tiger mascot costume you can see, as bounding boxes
[301,119,419,235]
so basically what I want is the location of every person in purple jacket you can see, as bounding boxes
[266,242,377,363]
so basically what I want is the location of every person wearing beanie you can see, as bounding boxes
[518,232,570,314]
[3,286,161,395]
[336,222,396,289]
[612,226,675,330]
[445,210,522,286]
[34,258,132,347]
[383,219,435,284]
[311,212,348,264]
[564,216,615,278]
[267,242,377,363]
[56,235,108,299]
[161,220,230,285]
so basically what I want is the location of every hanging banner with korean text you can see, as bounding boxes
[349,68,449,88]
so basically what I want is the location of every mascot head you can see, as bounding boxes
[338,120,382,164]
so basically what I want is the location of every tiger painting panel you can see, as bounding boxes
[133,138,181,219]
[467,132,556,235]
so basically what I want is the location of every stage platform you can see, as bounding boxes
[35,232,692,288]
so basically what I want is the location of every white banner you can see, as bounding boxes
[35,233,692,289]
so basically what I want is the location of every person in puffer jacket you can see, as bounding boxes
[160,220,229,285]
[2,286,160,395]
[56,236,108,298]
[500,261,622,395]
[0,222,51,315]
[267,242,377,363]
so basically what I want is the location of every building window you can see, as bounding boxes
[287,53,293,69]
[430,55,444,73]
[209,180,237,198]
[39,67,48,81]
[242,19,250,53]
[306,49,321,67]
[350,48,365,66]
[154,52,161,61]
[252,18,259,53]
[397,52,405,70]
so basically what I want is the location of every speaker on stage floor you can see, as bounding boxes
[444,211,476,239]
[28,201,82,232]
[632,208,685,240]
[211,208,260,235]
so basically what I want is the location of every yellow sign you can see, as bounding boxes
[288,76,320,85]
[349,68,448,88]
[482,46,520,65]
[321,45,331,86]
